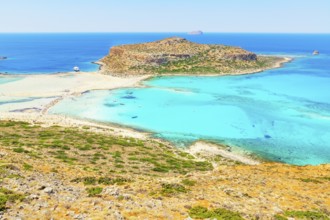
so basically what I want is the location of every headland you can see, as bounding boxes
[100,37,290,76]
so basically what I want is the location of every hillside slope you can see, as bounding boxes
[0,120,329,219]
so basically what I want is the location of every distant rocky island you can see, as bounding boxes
[188,30,203,35]
[100,37,288,76]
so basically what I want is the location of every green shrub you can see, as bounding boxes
[189,206,213,219]
[72,177,130,186]
[86,187,103,197]
[152,166,169,173]
[161,183,187,196]
[212,208,244,220]
[13,147,26,153]
[23,163,33,171]
[274,215,288,220]
[319,176,330,181]
[181,179,196,186]
[82,177,97,185]
[284,210,329,220]
[0,188,25,211]
[299,178,322,184]
[189,206,244,220]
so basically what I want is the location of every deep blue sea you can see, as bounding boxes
[1,33,330,165]
[1,33,329,74]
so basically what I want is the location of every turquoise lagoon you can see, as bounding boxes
[51,54,330,165]
[0,76,21,84]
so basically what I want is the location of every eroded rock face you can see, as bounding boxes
[100,37,261,75]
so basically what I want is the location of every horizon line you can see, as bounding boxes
[0,31,330,35]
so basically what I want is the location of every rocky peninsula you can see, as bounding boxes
[100,37,289,76]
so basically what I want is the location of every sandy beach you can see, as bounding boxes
[0,71,149,97]
[0,72,150,113]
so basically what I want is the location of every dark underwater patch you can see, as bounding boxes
[121,95,136,99]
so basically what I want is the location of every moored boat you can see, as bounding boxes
[73,66,80,72]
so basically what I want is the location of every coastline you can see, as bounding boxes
[0,111,263,165]
[0,108,265,167]
[0,55,292,165]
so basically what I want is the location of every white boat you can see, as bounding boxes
[73,66,80,72]
[313,50,319,55]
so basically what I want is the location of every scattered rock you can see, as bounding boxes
[114,211,124,220]
[43,187,54,194]
[184,205,192,209]
[73,214,87,220]
[28,194,39,200]
[103,186,120,197]
[0,151,8,157]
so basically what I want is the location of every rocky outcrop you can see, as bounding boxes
[100,37,281,76]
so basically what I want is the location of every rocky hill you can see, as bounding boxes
[100,37,287,75]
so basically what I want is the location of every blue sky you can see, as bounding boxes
[0,0,329,33]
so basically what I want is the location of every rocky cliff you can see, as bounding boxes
[100,37,286,75]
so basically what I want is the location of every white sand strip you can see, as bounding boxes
[187,141,260,165]
[0,72,149,97]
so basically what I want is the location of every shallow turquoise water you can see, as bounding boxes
[0,76,21,84]
[50,54,330,165]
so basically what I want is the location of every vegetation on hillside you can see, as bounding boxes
[0,121,212,176]
[0,120,329,219]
